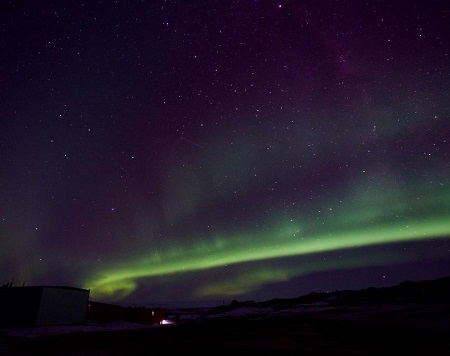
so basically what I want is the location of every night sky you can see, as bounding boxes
[1,1,450,307]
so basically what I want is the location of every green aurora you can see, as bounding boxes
[2,1,449,306]
[85,183,450,301]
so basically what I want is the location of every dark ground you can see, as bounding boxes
[1,305,449,355]
[2,277,450,355]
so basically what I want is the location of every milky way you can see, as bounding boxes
[1,1,449,306]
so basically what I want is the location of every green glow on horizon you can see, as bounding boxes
[199,267,292,297]
[85,217,450,301]
[78,126,450,302]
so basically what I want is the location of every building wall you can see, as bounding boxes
[86,301,124,322]
[87,301,166,324]
[0,286,90,327]
[36,287,90,326]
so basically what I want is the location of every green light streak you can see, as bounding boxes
[85,217,450,300]
[199,267,291,297]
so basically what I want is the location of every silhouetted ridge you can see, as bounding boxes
[211,276,450,313]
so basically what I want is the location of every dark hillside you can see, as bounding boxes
[2,276,450,355]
